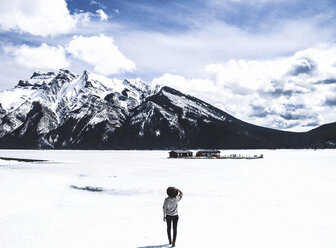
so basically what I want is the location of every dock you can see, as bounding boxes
[168,154,263,159]
[168,150,263,159]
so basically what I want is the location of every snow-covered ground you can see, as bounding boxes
[0,150,335,248]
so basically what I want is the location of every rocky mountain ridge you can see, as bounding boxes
[0,69,335,149]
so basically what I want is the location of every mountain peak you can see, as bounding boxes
[17,71,56,87]
[81,70,90,80]
[122,78,131,85]
[30,71,56,80]
[122,78,162,97]
[55,69,78,80]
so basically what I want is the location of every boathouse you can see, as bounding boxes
[169,150,193,158]
[196,150,221,158]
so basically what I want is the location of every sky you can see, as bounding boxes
[1,0,336,131]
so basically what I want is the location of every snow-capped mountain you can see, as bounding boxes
[0,69,160,148]
[0,69,335,149]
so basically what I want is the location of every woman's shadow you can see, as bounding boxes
[137,244,170,248]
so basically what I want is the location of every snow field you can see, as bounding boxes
[0,150,335,248]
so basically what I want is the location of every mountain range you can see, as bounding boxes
[0,69,335,149]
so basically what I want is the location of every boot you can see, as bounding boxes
[172,242,175,247]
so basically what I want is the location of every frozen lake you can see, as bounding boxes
[0,149,335,248]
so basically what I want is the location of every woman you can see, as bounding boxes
[163,187,183,247]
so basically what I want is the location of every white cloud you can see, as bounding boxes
[67,35,136,75]
[116,17,335,82]
[0,0,89,36]
[74,11,92,25]
[90,0,106,9]
[152,45,336,131]
[152,73,217,94]
[96,9,109,21]
[3,43,69,70]
[209,46,336,130]
[205,45,336,92]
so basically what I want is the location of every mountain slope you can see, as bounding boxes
[0,69,335,149]
[105,86,312,149]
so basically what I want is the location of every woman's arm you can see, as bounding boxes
[175,188,183,201]
[175,188,183,195]
[163,211,166,222]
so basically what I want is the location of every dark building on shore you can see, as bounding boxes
[196,150,221,158]
[169,150,193,158]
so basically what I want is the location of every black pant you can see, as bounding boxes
[166,215,179,243]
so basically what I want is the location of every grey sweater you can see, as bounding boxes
[163,194,183,216]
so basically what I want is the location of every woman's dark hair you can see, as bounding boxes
[167,187,178,198]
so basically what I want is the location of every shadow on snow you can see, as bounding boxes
[137,244,170,248]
